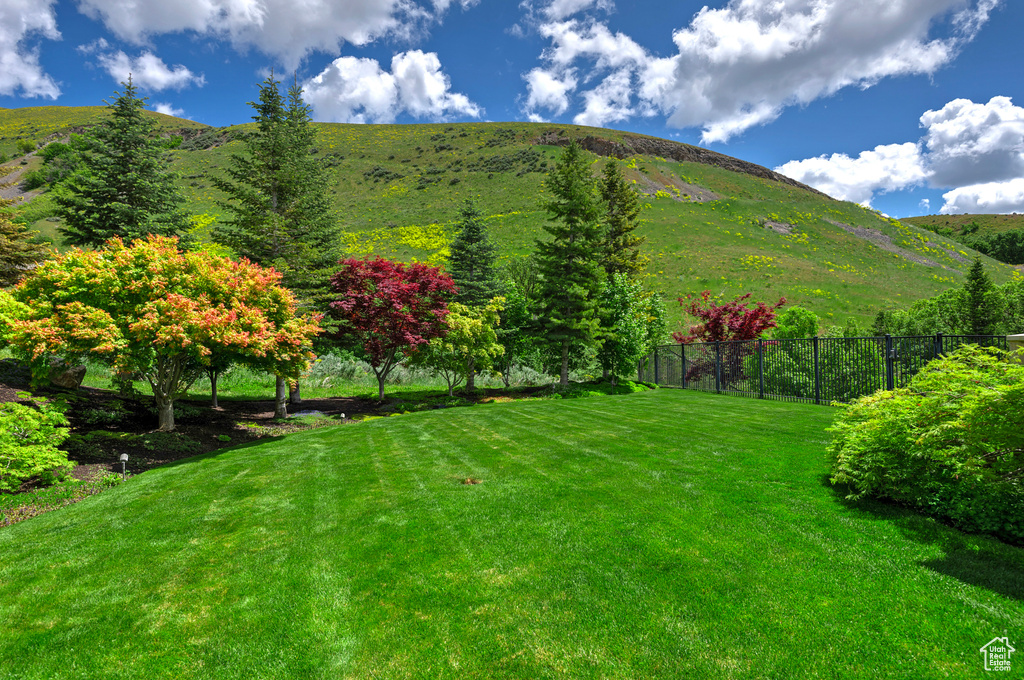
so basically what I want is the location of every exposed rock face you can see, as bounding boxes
[532,131,829,198]
[48,361,86,390]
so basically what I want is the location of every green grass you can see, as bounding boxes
[1,390,1020,678]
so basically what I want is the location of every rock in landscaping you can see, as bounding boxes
[48,361,86,389]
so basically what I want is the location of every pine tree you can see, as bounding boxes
[0,193,49,286]
[535,141,605,387]
[448,200,500,307]
[55,78,187,247]
[598,159,645,279]
[213,75,340,303]
[212,74,341,413]
[963,256,998,335]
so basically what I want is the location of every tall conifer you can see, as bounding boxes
[598,159,645,279]
[535,141,605,386]
[56,78,187,246]
[213,74,340,412]
[213,75,340,303]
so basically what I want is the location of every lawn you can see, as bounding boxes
[0,390,1020,678]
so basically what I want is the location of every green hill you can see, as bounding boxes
[3,107,1017,330]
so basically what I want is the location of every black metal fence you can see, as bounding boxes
[639,333,1009,405]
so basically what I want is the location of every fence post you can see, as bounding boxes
[935,332,944,358]
[885,334,895,391]
[813,336,821,405]
[681,343,688,389]
[637,358,642,383]
[758,338,764,399]
[714,341,722,393]
[654,347,660,385]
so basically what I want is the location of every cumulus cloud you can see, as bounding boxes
[523,67,577,118]
[303,50,481,123]
[523,0,998,142]
[97,51,205,91]
[523,20,645,125]
[777,143,927,206]
[75,0,463,69]
[778,96,1024,213]
[0,0,61,98]
[940,179,1024,214]
[921,96,1024,186]
[574,68,633,127]
[152,102,184,117]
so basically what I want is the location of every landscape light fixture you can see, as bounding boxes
[119,453,129,480]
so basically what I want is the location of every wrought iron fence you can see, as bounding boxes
[639,333,1009,405]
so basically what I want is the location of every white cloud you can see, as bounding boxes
[776,143,927,206]
[524,67,576,117]
[304,50,481,123]
[778,95,1024,211]
[921,96,1024,186]
[97,51,205,91]
[0,0,61,98]
[542,0,613,21]
[523,0,997,143]
[152,102,184,117]
[573,68,633,127]
[75,0,460,69]
[940,179,1024,214]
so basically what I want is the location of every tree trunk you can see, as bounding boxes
[289,381,302,404]
[465,355,476,392]
[377,375,386,401]
[155,394,175,431]
[209,369,219,409]
[274,376,288,419]
[560,341,569,387]
[602,367,610,381]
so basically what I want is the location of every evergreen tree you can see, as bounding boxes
[213,75,340,304]
[0,193,49,286]
[598,159,645,279]
[213,75,341,411]
[963,257,998,335]
[55,78,187,247]
[448,200,500,307]
[535,141,605,386]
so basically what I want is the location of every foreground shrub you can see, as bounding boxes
[0,397,72,492]
[829,345,1024,544]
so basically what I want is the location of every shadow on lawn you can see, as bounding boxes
[822,475,1024,603]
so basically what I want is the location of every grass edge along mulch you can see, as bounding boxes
[0,389,1020,679]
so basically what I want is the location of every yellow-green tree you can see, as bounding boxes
[411,298,504,396]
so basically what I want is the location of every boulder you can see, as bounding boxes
[48,361,86,389]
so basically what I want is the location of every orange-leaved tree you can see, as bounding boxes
[10,235,320,430]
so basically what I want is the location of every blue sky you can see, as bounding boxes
[2,0,1022,218]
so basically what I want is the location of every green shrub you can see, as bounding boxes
[829,345,1024,544]
[0,396,73,492]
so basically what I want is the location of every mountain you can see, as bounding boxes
[2,107,1016,329]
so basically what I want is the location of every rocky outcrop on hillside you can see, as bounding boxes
[533,131,829,198]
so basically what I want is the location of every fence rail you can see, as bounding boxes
[639,333,1008,405]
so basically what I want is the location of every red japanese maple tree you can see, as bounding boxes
[673,290,786,344]
[328,257,456,399]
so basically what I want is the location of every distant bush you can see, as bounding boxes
[0,397,73,492]
[19,169,47,191]
[829,345,1024,544]
[16,139,36,156]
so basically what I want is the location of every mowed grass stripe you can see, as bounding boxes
[0,390,1021,679]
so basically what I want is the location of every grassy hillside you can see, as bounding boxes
[0,106,205,158]
[4,106,1018,330]
[2,390,1019,678]
[903,213,1024,237]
